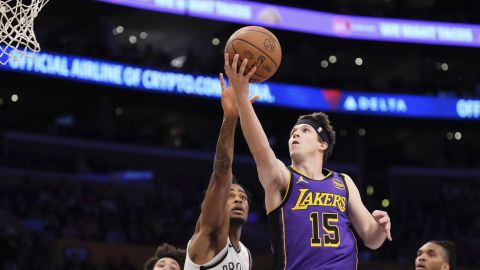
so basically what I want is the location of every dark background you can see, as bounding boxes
[0,0,479,269]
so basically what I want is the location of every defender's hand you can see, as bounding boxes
[219,73,239,118]
[219,73,259,119]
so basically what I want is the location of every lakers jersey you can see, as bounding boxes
[184,238,251,270]
[267,166,357,270]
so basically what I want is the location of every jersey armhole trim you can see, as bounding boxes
[266,170,292,215]
[199,249,229,270]
[339,173,350,201]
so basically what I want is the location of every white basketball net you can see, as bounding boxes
[0,0,50,64]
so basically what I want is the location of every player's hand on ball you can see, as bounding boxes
[224,53,257,104]
[372,210,392,241]
[219,73,259,118]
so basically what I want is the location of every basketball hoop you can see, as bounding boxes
[0,0,50,65]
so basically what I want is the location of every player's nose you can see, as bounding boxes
[233,195,243,203]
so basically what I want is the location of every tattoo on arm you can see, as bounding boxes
[213,118,237,175]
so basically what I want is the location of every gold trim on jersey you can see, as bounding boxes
[281,207,287,270]
[340,173,351,200]
[266,172,292,215]
[348,227,359,270]
[290,165,332,181]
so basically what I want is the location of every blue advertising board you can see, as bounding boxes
[1,50,479,120]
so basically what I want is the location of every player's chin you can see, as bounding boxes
[289,150,301,160]
[230,216,247,225]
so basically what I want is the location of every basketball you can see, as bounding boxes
[224,26,282,82]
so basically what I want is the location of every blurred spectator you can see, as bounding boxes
[143,243,186,270]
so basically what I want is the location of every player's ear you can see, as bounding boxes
[440,262,450,270]
[318,141,328,152]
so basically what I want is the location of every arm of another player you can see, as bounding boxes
[343,174,392,250]
[224,53,290,212]
[188,74,239,263]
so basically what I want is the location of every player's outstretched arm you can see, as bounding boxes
[224,53,289,211]
[343,174,392,250]
[188,74,239,264]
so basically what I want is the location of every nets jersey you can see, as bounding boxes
[268,166,357,270]
[184,238,251,270]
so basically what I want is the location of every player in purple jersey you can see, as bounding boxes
[224,53,392,270]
